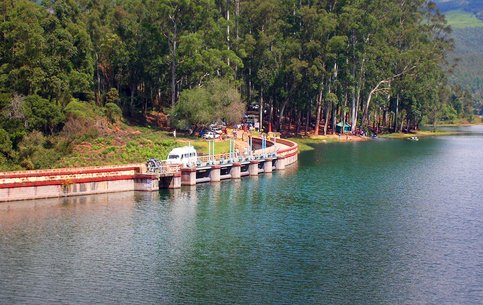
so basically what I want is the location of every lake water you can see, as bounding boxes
[1,126,482,304]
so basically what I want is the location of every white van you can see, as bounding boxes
[166,146,198,167]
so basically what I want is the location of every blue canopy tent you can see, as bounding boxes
[336,122,351,133]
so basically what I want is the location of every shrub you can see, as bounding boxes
[23,95,65,134]
[17,131,45,160]
[0,93,11,111]
[61,115,98,141]
[105,102,123,123]
[0,128,12,156]
[105,88,120,104]
[64,99,99,121]
[20,158,34,170]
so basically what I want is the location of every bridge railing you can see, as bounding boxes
[150,162,181,175]
[273,138,298,159]
[148,136,285,174]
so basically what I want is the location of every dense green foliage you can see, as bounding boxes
[0,0,478,170]
[448,27,483,114]
[437,3,483,116]
[170,79,244,128]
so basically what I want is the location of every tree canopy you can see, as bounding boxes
[0,0,474,159]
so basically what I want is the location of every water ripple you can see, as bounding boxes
[1,128,482,304]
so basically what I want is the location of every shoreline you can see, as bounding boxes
[289,134,369,151]
[290,127,474,151]
[379,130,464,139]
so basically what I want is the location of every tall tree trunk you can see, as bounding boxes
[226,0,230,66]
[382,108,387,129]
[169,20,178,106]
[296,110,301,134]
[314,89,323,135]
[351,88,356,132]
[394,94,399,132]
[248,65,252,103]
[130,84,135,117]
[351,55,365,132]
[279,99,289,132]
[331,105,337,134]
[259,88,263,131]
[352,83,362,132]
[235,0,239,40]
[269,97,273,128]
[305,103,310,136]
[170,41,177,106]
[373,109,377,131]
[342,90,348,123]
[323,105,329,136]
[95,52,101,106]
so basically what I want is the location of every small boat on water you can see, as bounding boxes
[407,136,419,141]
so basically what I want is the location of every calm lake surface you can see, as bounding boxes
[1,126,482,304]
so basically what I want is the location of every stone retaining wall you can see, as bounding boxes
[0,164,145,202]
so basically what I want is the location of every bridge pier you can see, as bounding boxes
[275,157,286,171]
[181,168,197,186]
[134,174,160,191]
[264,158,273,173]
[159,173,181,189]
[210,165,221,182]
[231,163,241,179]
[249,160,259,176]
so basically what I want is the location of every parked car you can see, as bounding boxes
[211,127,223,135]
[203,131,216,139]
[198,128,209,138]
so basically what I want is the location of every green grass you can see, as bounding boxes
[379,130,459,139]
[445,10,483,28]
[54,126,234,168]
[289,136,341,152]
[0,122,239,171]
[433,116,483,126]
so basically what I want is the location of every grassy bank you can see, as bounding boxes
[379,130,461,139]
[0,125,234,172]
[55,127,232,169]
[289,134,367,152]
[290,127,469,150]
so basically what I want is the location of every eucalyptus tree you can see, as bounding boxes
[237,0,284,130]
[359,0,452,130]
[337,0,377,132]
[297,2,335,135]
[1,0,93,104]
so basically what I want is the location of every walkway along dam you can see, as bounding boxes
[0,137,298,202]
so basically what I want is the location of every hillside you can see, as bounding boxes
[444,10,483,28]
[435,0,483,19]
[437,1,483,112]
[449,27,483,107]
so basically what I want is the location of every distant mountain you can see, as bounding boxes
[449,28,483,106]
[433,1,483,109]
[435,0,483,20]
